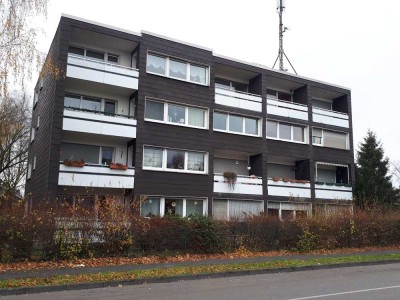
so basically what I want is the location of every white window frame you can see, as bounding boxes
[146,51,209,86]
[266,120,308,144]
[315,162,350,184]
[33,156,37,171]
[30,127,35,143]
[144,98,209,130]
[143,146,208,175]
[27,163,32,180]
[312,127,349,150]
[60,143,118,166]
[68,45,122,66]
[140,196,208,217]
[64,93,119,115]
[213,111,262,137]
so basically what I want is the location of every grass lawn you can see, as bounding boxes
[2,253,400,290]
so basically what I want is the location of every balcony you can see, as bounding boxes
[213,174,263,195]
[66,54,139,90]
[63,107,136,139]
[312,107,349,128]
[58,163,135,189]
[215,87,262,112]
[267,97,308,121]
[315,183,352,200]
[267,178,311,198]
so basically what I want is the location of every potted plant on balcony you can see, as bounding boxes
[64,159,85,167]
[223,171,237,191]
[109,162,128,170]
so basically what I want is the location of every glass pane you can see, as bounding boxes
[279,123,291,140]
[229,200,263,220]
[169,59,187,79]
[165,199,183,216]
[186,199,204,216]
[143,147,163,168]
[145,100,164,121]
[101,147,114,165]
[188,107,205,127]
[229,115,243,133]
[64,94,80,108]
[213,200,228,220]
[166,150,185,169]
[187,152,205,171]
[107,55,118,63]
[213,112,227,130]
[313,128,322,144]
[141,198,160,217]
[68,46,84,56]
[60,143,100,164]
[245,118,258,135]
[267,121,278,138]
[86,50,104,61]
[324,130,347,149]
[168,104,185,124]
[278,92,292,102]
[317,167,336,183]
[215,78,231,90]
[293,126,304,142]
[147,54,166,75]
[104,101,116,115]
[266,89,277,98]
[190,65,207,84]
[311,99,332,110]
[81,97,101,111]
[232,82,248,93]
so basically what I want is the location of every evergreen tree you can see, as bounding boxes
[355,130,398,208]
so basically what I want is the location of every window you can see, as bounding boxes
[214,112,227,130]
[312,128,322,144]
[33,156,37,171]
[147,54,166,75]
[169,59,187,80]
[312,128,348,150]
[86,50,104,61]
[311,98,332,110]
[213,112,260,136]
[101,147,114,165]
[30,127,35,142]
[267,89,292,102]
[143,147,163,168]
[145,100,164,121]
[64,94,124,116]
[168,104,186,124]
[215,78,248,93]
[27,163,32,180]
[267,120,307,143]
[213,199,263,220]
[141,197,206,218]
[143,146,207,174]
[107,55,119,64]
[167,149,185,170]
[147,52,209,85]
[190,65,207,84]
[36,116,40,129]
[145,99,207,129]
[68,46,84,57]
[60,143,100,164]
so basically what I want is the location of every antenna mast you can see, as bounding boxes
[272,0,297,74]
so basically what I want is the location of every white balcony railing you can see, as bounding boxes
[312,107,349,128]
[315,183,352,200]
[63,108,136,138]
[267,179,311,198]
[66,54,139,90]
[58,164,135,189]
[267,98,308,120]
[215,87,262,112]
[213,174,263,195]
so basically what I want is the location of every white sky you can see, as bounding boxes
[32,0,400,163]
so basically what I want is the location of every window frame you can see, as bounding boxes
[60,143,117,166]
[312,127,349,150]
[213,111,261,137]
[68,45,122,66]
[142,146,208,175]
[64,93,119,116]
[266,120,308,144]
[146,51,209,86]
[144,98,209,130]
[140,196,208,218]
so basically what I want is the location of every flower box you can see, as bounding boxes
[109,163,128,170]
[272,177,281,182]
[64,159,85,167]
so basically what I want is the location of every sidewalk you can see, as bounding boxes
[2,249,399,280]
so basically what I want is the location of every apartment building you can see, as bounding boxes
[25,15,355,219]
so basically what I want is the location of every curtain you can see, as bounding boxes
[169,59,187,79]
[188,107,205,127]
[229,200,263,220]
[147,54,166,75]
[143,147,163,168]
[324,130,347,149]
[186,199,203,216]
[190,65,206,84]
[213,200,228,220]
[187,152,204,171]
[141,198,160,217]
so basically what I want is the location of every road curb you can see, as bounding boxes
[1,259,400,296]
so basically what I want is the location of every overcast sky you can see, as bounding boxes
[33,0,400,165]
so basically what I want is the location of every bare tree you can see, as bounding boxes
[0,92,30,199]
[0,0,49,96]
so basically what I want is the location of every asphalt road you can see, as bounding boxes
[6,263,400,300]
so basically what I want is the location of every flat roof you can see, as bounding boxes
[61,14,350,91]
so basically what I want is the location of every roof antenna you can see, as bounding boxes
[272,0,297,75]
